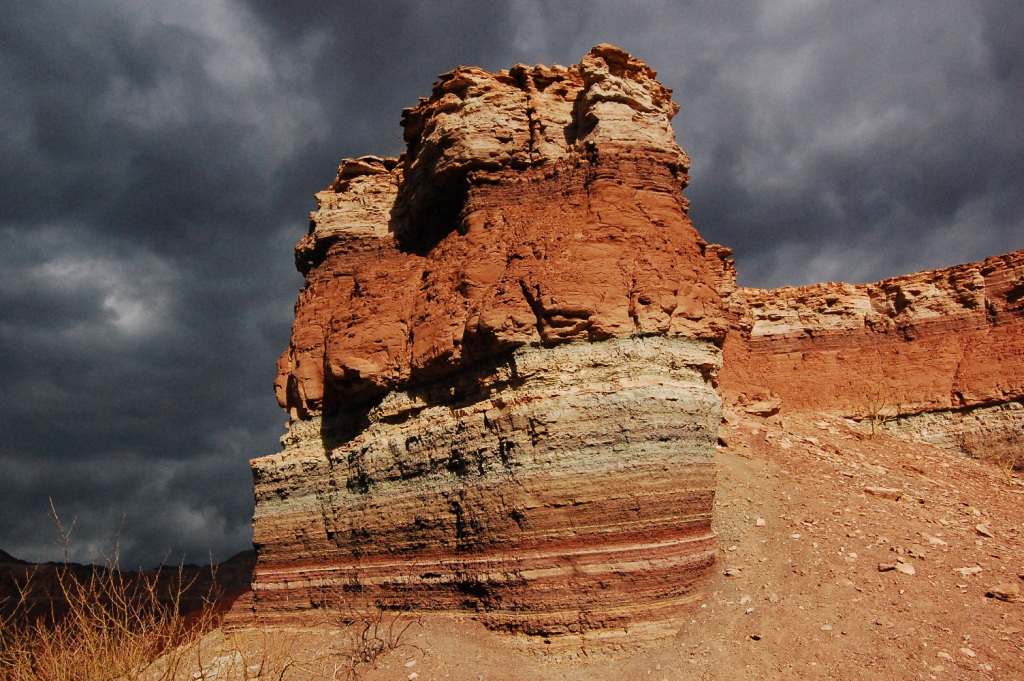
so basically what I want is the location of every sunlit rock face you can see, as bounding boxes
[242,42,1024,642]
[254,337,719,636]
[720,249,1024,458]
[248,45,727,638]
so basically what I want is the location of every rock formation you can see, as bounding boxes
[720,249,1024,462]
[247,43,1024,643]
[250,46,726,637]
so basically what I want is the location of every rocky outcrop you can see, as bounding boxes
[276,45,725,420]
[251,46,725,637]
[254,338,718,635]
[883,400,1024,470]
[720,249,1024,461]
[250,42,1024,642]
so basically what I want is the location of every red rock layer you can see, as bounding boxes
[275,45,726,420]
[719,250,1024,417]
[251,46,726,638]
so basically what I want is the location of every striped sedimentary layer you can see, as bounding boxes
[250,336,719,635]
[883,400,1024,469]
[245,45,728,639]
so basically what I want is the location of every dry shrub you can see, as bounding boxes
[0,562,218,680]
[145,608,421,680]
[0,508,219,680]
[1,509,420,680]
[955,425,1024,485]
[340,606,421,677]
[1,574,420,680]
[852,386,905,439]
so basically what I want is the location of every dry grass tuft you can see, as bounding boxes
[955,425,1024,486]
[1,506,421,680]
[0,506,219,680]
[339,606,422,678]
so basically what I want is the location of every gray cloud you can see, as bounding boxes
[1,0,1021,567]
[673,1,1024,284]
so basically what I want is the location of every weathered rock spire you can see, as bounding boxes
[250,45,727,644]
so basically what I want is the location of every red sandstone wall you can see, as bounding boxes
[719,250,1024,417]
[275,46,729,420]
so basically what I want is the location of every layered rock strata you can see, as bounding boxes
[719,249,1024,460]
[883,400,1024,470]
[254,338,718,634]
[251,46,726,635]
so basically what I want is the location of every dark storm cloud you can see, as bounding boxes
[1,0,1021,567]
[668,1,1024,285]
[0,0,308,566]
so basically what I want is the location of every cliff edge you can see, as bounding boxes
[721,249,1024,464]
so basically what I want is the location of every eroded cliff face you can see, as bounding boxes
[719,249,1024,462]
[252,46,725,637]
[276,45,725,419]
[249,43,1024,642]
[256,338,718,636]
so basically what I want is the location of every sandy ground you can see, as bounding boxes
[196,412,1023,680]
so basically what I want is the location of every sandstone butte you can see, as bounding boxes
[241,45,1024,644]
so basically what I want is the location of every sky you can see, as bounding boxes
[1,0,1021,568]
